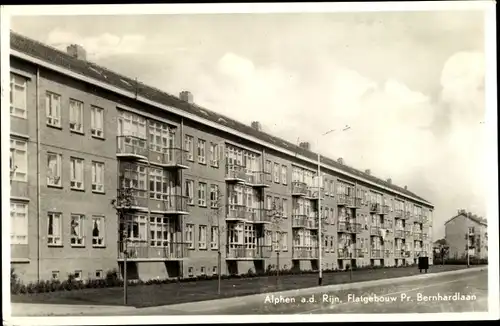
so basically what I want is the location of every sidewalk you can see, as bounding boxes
[9,265,486,316]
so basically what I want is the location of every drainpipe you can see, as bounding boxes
[180,117,184,277]
[36,67,41,281]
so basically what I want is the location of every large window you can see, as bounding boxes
[185,135,194,161]
[91,106,104,138]
[92,215,105,247]
[70,214,85,246]
[10,202,28,244]
[47,152,62,187]
[150,216,171,247]
[70,157,84,190]
[199,225,207,249]
[197,139,206,164]
[149,168,173,200]
[69,99,84,133]
[119,163,147,190]
[120,214,147,241]
[10,73,27,119]
[149,121,175,153]
[10,138,27,182]
[228,224,244,247]
[91,161,105,193]
[118,112,145,138]
[47,212,62,246]
[244,224,256,249]
[46,92,61,127]
[198,182,207,207]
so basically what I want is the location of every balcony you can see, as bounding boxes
[245,171,271,188]
[414,214,425,223]
[226,245,272,260]
[116,135,148,160]
[292,214,308,228]
[345,196,356,208]
[305,186,324,200]
[413,232,423,241]
[149,195,189,215]
[226,204,249,221]
[306,218,318,230]
[251,209,273,224]
[384,249,391,258]
[337,194,355,207]
[116,188,148,209]
[337,248,352,259]
[371,249,383,259]
[394,209,404,218]
[149,148,189,169]
[369,203,382,214]
[354,248,365,258]
[404,210,412,219]
[382,205,390,215]
[355,197,363,208]
[383,221,393,230]
[422,233,429,240]
[291,181,308,196]
[414,250,427,258]
[394,249,411,258]
[117,241,189,261]
[292,247,319,260]
[370,226,381,236]
[225,165,247,183]
[394,230,404,239]
[338,221,362,233]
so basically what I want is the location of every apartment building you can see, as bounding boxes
[8,31,434,283]
[445,209,488,260]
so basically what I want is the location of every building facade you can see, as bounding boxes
[445,209,488,260]
[9,32,434,283]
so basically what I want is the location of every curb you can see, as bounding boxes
[143,266,487,313]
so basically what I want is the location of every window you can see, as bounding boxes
[120,215,147,241]
[10,201,28,244]
[201,266,206,275]
[91,161,105,192]
[199,225,207,249]
[188,267,194,277]
[281,165,287,184]
[69,99,84,133]
[70,157,84,190]
[47,212,62,245]
[198,182,207,207]
[265,160,272,181]
[274,163,280,183]
[149,216,170,246]
[92,215,105,247]
[95,270,103,279]
[273,231,280,251]
[282,232,288,251]
[210,184,219,208]
[330,208,335,224]
[51,271,59,280]
[70,214,85,246]
[210,143,219,167]
[282,199,288,218]
[149,121,175,153]
[10,73,27,118]
[197,139,206,164]
[73,270,82,281]
[211,226,218,249]
[185,179,194,205]
[46,92,61,127]
[186,224,194,249]
[149,168,171,200]
[265,230,272,246]
[91,106,104,138]
[185,135,194,161]
[46,152,62,187]
[10,138,27,182]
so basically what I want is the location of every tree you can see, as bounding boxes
[433,238,449,265]
[267,199,284,281]
[207,185,225,295]
[111,186,135,305]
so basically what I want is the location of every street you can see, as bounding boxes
[130,268,487,315]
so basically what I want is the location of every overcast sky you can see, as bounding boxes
[11,9,487,239]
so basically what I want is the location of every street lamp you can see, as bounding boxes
[317,125,351,286]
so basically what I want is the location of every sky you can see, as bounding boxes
[10,9,488,239]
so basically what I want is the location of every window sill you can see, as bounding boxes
[71,244,86,248]
[71,187,85,192]
[210,165,219,168]
[47,184,63,189]
[199,204,207,208]
[12,258,30,263]
[47,124,63,130]
[92,245,106,248]
[48,244,63,248]
[91,135,105,141]
[199,247,208,251]
[92,190,106,195]
[211,247,218,251]
[10,114,28,120]
[70,129,85,135]
[187,158,194,162]
[188,247,195,250]
[10,178,28,183]
[188,203,195,206]
[198,161,207,165]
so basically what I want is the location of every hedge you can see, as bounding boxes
[433,258,488,265]
[10,260,468,295]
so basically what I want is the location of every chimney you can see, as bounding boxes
[299,142,311,151]
[404,185,408,190]
[179,91,194,104]
[365,169,371,175]
[468,212,472,218]
[337,158,344,165]
[251,121,262,131]
[387,178,392,184]
[67,44,87,61]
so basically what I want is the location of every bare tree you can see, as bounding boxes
[267,199,284,280]
[207,185,225,295]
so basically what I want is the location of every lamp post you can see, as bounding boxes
[317,125,350,286]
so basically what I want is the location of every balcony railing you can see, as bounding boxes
[370,203,382,213]
[306,186,324,200]
[292,247,319,259]
[116,135,148,159]
[384,249,392,258]
[291,181,308,196]
[382,205,390,215]
[394,230,404,239]
[337,221,362,233]
[404,230,412,238]
[118,241,189,260]
[394,209,403,218]
[423,233,429,240]
[116,188,148,208]
[370,226,381,236]
[355,197,363,208]
[245,171,271,187]
[226,204,248,221]
[413,232,423,241]
[150,195,188,214]
[226,245,272,259]
[149,148,189,169]
[394,249,411,258]
[225,165,247,182]
[306,218,318,230]
[337,194,347,205]
[345,196,355,207]
[383,221,393,230]
[354,248,365,258]
[414,250,427,258]
[404,211,411,219]
[337,248,352,259]
[251,209,273,223]
[414,214,425,223]
[292,214,308,228]
[371,249,383,259]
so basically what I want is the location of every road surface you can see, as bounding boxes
[133,268,487,315]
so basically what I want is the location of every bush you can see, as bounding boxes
[11,268,23,294]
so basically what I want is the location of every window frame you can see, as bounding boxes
[69,98,84,133]
[47,212,63,246]
[10,201,28,245]
[45,91,61,128]
[10,138,28,182]
[198,225,207,250]
[70,214,85,247]
[91,161,105,193]
[198,182,207,207]
[90,106,105,138]
[185,135,194,161]
[197,139,207,164]
[10,73,28,119]
[185,179,195,205]
[186,224,195,249]
[92,215,106,247]
[70,157,85,190]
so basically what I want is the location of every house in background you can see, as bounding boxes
[444,209,488,260]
